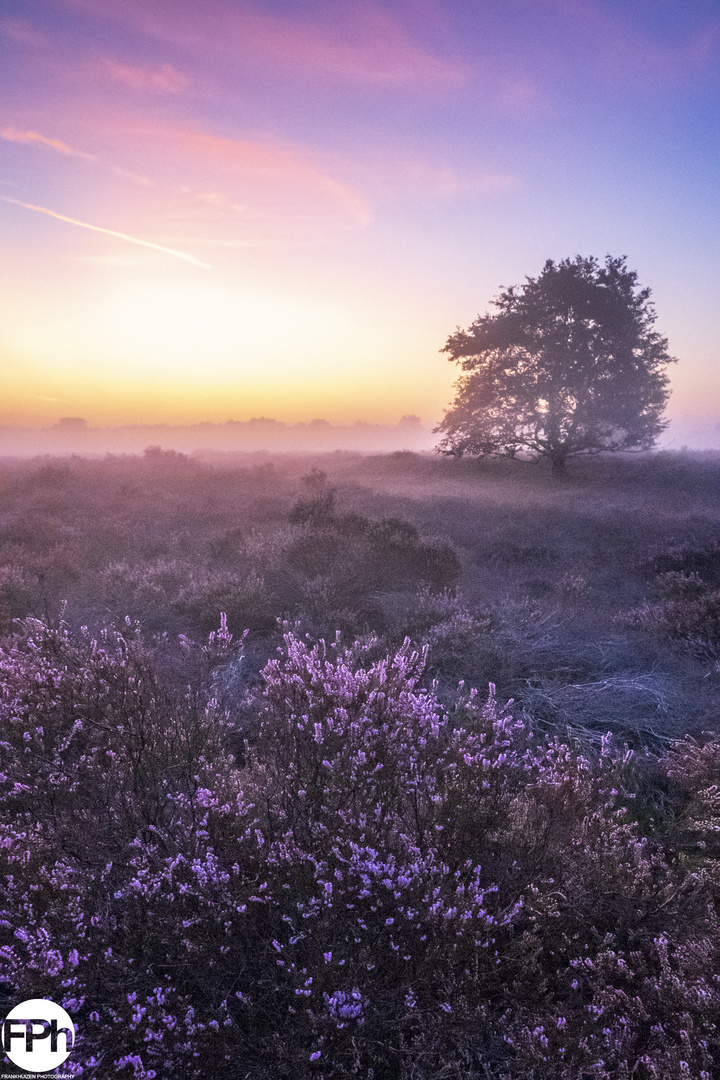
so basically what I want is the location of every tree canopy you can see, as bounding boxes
[435,255,675,474]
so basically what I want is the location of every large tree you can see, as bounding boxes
[435,255,675,474]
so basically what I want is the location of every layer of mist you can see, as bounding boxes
[0,415,436,457]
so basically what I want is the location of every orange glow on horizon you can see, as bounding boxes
[1,0,718,443]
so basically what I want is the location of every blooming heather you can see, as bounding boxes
[0,620,718,1077]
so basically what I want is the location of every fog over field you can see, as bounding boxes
[0,415,436,457]
[3,446,720,740]
[2,410,720,459]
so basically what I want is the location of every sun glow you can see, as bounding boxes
[2,0,717,438]
[91,280,355,379]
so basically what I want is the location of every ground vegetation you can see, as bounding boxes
[1,449,720,1075]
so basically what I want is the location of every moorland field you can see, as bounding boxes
[2,448,720,1078]
[4,448,720,740]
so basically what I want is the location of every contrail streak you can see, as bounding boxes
[0,196,211,268]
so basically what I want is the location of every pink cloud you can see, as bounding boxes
[0,118,156,186]
[0,97,372,245]
[0,127,96,160]
[0,18,50,49]
[110,165,154,187]
[56,0,464,89]
[494,77,546,113]
[125,124,373,229]
[98,59,190,94]
[230,3,463,87]
[401,162,518,197]
[16,113,373,248]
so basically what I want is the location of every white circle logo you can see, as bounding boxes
[2,999,75,1073]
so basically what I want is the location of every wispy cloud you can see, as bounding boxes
[98,59,190,94]
[0,110,372,247]
[0,127,97,160]
[1,122,157,187]
[401,162,518,197]
[153,127,373,227]
[0,196,211,267]
[82,121,374,245]
[228,2,464,87]
[57,0,465,89]
[110,165,154,186]
[0,17,50,49]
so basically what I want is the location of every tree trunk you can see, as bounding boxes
[551,455,567,478]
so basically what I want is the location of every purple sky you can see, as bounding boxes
[1,0,719,443]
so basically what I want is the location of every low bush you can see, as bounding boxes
[643,540,720,587]
[1,619,719,1078]
[623,590,720,660]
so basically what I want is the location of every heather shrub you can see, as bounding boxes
[643,540,720,586]
[98,560,182,622]
[375,588,495,683]
[0,560,35,630]
[654,572,705,599]
[98,553,280,637]
[2,449,720,736]
[662,732,720,854]
[0,617,239,861]
[623,590,720,660]
[177,568,276,635]
[284,514,459,595]
[0,540,85,622]
[619,537,720,661]
[288,468,337,526]
[73,468,462,644]
[1,620,720,1077]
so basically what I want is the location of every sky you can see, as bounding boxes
[1,0,719,440]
